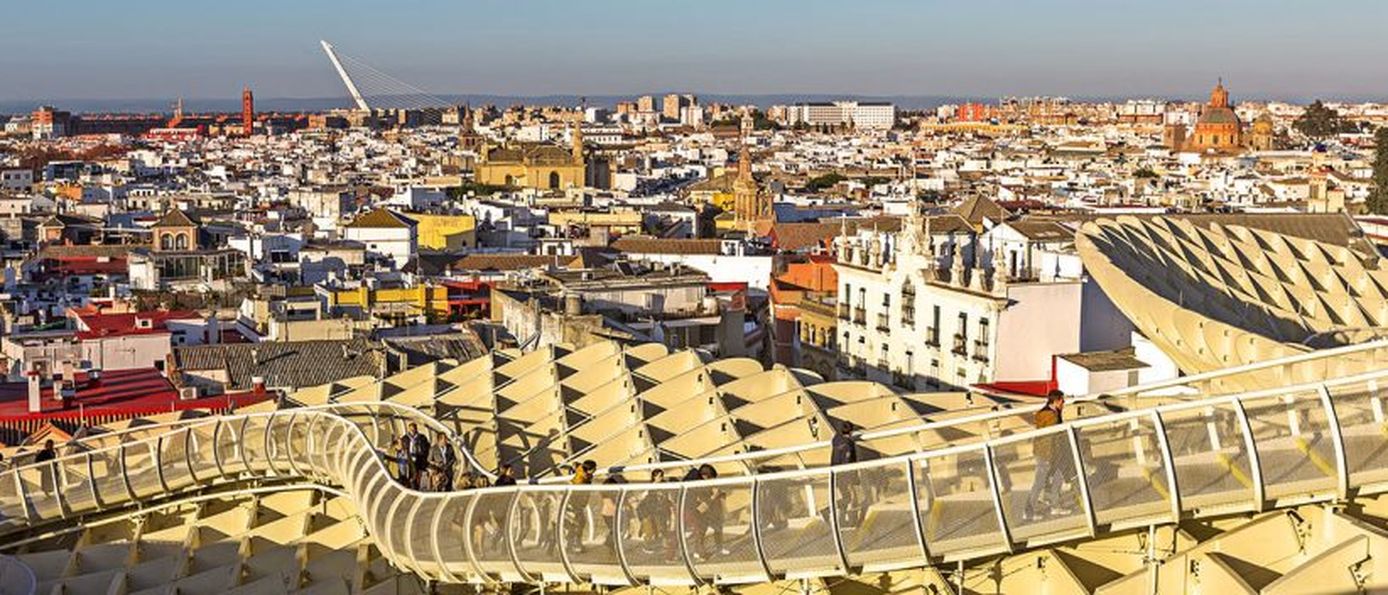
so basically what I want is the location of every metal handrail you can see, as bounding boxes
[2,364,1385,587]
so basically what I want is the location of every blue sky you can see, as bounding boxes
[1,0,1384,101]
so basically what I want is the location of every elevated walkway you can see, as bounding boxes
[3,343,1388,590]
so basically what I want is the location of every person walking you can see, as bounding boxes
[1025,390,1070,520]
[567,460,597,553]
[429,431,456,490]
[34,440,58,494]
[405,423,430,488]
[392,437,412,484]
[494,463,518,486]
[637,469,672,554]
[831,421,862,526]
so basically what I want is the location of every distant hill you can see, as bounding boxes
[4,92,1385,116]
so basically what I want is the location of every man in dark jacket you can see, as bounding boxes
[428,431,456,490]
[831,421,862,525]
[405,423,430,487]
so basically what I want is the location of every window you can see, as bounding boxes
[976,318,991,361]
[901,283,916,326]
[954,312,968,354]
[549,171,562,188]
[927,305,941,346]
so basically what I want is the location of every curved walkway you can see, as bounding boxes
[3,371,1388,586]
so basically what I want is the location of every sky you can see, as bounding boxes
[2,0,1386,103]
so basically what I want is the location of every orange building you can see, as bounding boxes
[1185,80,1243,153]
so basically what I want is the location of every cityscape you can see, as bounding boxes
[2,2,1388,594]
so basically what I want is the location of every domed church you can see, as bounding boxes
[1184,79,1243,152]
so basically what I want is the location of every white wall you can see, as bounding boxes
[624,253,773,290]
[996,282,1083,382]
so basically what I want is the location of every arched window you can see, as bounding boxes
[549,171,562,189]
[160,234,172,250]
[504,174,514,186]
[175,233,188,250]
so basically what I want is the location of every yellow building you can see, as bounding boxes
[475,124,587,190]
[547,210,643,234]
[321,284,453,319]
[411,213,477,251]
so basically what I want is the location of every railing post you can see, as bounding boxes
[53,456,71,518]
[1066,427,1097,537]
[1317,384,1350,500]
[905,460,931,561]
[397,497,428,577]
[674,485,701,584]
[183,427,199,484]
[555,489,583,583]
[823,470,852,575]
[1150,410,1183,522]
[430,496,461,583]
[282,412,301,476]
[983,445,1014,553]
[1231,399,1266,512]
[501,492,532,583]
[458,495,490,581]
[210,419,225,478]
[85,453,98,511]
[118,444,136,502]
[747,477,775,580]
[14,469,32,523]
[153,437,169,494]
[236,416,250,472]
[611,488,638,585]
[263,412,277,475]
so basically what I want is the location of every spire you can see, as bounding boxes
[1210,78,1229,108]
[571,121,584,163]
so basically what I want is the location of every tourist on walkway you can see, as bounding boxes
[1025,390,1070,520]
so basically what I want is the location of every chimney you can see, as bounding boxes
[27,370,42,414]
[252,376,266,394]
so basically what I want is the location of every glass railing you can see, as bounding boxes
[0,555,35,595]
[2,372,1386,586]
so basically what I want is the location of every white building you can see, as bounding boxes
[289,188,353,233]
[341,209,417,269]
[832,209,1131,391]
[785,101,896,129]
[0,168,33,191]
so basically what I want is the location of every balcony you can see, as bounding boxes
[926,328,940,347]
[876,313,890,332]
[902,308,915,328]
[852,307,866,326]
[891,369,914,389]
[973,339,990,362]
[952,334,968,356]
[837,304,850,320]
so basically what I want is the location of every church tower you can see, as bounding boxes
[571,121,585,164]
[732,114,765,226]
[1209,78,1230,108]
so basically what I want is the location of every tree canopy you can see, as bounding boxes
[1368,127,1388,215]
[1293,100,1354,140]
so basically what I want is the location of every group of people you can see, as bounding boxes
[384,392,1075,555]
[390,423,459,492]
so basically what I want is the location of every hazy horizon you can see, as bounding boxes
[2,0,1385,105]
